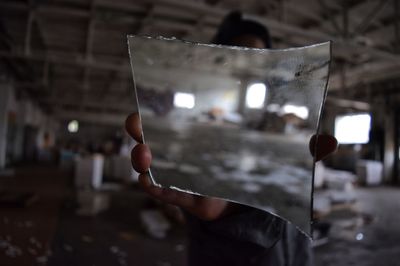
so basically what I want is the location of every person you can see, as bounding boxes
[126,12,338,266]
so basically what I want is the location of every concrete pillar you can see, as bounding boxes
[13,105,25,162]
[0,82,11,169]
[394,109,400,185]
[383,104,395,184]
[237,77,250,115]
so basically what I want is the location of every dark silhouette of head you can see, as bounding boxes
[212,11,272,49]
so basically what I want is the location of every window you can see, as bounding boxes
[281,104,309,119]
[246,83,266,109]
[67,120,79,133]
[335,113,371,144]
[173,92,195,109]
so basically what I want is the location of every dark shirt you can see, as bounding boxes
[185,207,312,266]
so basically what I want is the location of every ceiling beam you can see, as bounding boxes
[40,97,134,112]
[312,0,382,34]
[135,4,155,34]
[0,50,131,72]
[326,97,370,111]
[352,0,389,36]
[330,60,400,90]
[0,0,398,62]
[1,0,399,96]
[3,45,400,93]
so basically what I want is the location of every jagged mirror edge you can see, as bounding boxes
[309,40,332,239]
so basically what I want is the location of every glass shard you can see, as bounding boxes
[128,35,331,236]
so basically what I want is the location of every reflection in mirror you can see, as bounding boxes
[128,36,331,235]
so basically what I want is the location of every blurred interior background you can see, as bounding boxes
[0,0,399,265]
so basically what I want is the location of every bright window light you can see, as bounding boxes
[246,83,266,109]
[335,114,371,144]
[174,92,195,109]
[67,120,79,133]
[282,104,309,119]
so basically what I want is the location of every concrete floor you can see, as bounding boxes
[0,166,187,266]
[1,166,399,266]
[48,188,188,266]
[0,166,66,266]
[314,187,400,266]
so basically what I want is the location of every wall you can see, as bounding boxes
[0,80,11,168]
[58,120,125,151]
[0,80,59,166]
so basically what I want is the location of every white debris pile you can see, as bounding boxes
[76,191,110,216]
[314,162,356,190]
[110,245,128,266]
[30,237,42,249]
[63,244,73,252]
[152,159,177,170]
[0,239,23,258]
[241,182,262,193]
[356,160,383,186]
[178,164,202,175]
[140,210,171,239]
[211,163,310,196]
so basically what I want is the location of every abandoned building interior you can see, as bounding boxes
[0,0,399,265]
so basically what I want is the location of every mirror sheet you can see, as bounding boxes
[128,35,331,235]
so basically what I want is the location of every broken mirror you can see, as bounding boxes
[127,36,331,235]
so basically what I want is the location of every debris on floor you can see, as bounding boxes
[76,191,110,216]
[356,160,383,186]
[140,210,171,239]
[118,231,136,241]
[0,191,38,208]
[81,235,94,243]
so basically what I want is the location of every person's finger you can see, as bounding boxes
[125,113,143,143]
[138,173,196,209]
[131,144,152,173]
[309,134,338,161]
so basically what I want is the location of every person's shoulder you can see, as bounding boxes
[186,206,285,249]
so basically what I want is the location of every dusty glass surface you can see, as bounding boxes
[128,35,331,235]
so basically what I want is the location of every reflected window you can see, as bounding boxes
[67,120,79,133]
[246,83,266,109]
[174,92,195,109]
[281,104,309,119]
[335,113,371,144]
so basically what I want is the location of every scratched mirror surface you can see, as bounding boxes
[128,35,330,235]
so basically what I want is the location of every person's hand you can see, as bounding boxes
[125,113,230,220]
[125,113,337,221]
[309,134,338,161]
